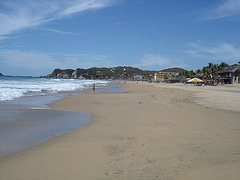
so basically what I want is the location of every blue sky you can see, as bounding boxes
[0,0,240,76]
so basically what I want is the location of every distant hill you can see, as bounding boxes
[160,67,185,73]
[45,66,158,81]
[44,66,187,80]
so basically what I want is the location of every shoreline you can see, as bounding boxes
[0,81,121,158]
[0,82,239,179]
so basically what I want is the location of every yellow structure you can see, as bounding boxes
[187,78,204,83]
[154,71,179,82]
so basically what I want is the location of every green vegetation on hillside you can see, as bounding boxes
[47,66,157,81]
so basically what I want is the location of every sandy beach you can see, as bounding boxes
[0,82,240,180]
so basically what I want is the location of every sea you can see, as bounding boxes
[0,76,114,158]
[0,76,108,101]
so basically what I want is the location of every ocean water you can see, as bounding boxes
[0,76,108,101]
[0,109,91,158]
[0,76,111,158]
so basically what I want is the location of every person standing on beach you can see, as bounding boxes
[92,83,96,94]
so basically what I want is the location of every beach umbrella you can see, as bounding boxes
[187,78,204,83]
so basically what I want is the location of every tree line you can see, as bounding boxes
[178,62,229,79]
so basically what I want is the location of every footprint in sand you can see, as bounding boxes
[104,170,110,176]
[142,167,151,172]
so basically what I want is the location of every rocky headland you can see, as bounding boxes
[44,66,158,81]
[44,66,185,81]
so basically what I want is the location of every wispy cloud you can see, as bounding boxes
[42,28,75,35]
[62,53,115,68]
[134,54,184,70]
[0,0,115,38]
[185,42,240,62]
[61,0,113,16]
[137,54,171,67]
[0,49,62,70]
[200,0,240,20]
[115,21,127,25]
[0,49,114,75]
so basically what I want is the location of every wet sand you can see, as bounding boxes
[0,109,91,158]
[0,82,122,158]
[0,82,239,179]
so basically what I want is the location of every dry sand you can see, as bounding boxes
[153,82,240,112]
[0,82,240,180]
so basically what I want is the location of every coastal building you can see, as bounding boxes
[154,71,179,82]
[134,75,143,81]
[154,68,185,82]
[217,64,240,84]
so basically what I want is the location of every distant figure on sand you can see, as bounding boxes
[92,83,96,93]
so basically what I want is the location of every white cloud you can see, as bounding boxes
[61,0,112,16]
[62,53,115,68]
[185,42,240,62]
[0,49,62,70]
[201,0,240,20]
[133,54,182,70]
[0,0,115,38]
[137,54,171,67]
[42,28,75,35]
[0,49,115,75]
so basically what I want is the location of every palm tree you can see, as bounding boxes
[196,69,202,73]
[178,62,229,80]
[201,66,209,79]
[219,62,228,69]
[208,63,213,68]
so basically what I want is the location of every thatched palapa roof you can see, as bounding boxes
[217,64,240,74]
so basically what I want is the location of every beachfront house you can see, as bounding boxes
[154,71,178,82]
[154,71,181,82]
[134,75,143,81]
[154,68,185,82]
[217,64,240,84]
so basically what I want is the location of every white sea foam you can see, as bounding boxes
[0,76,108,101]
